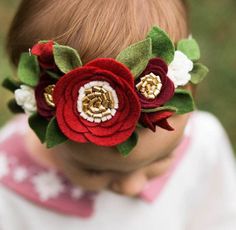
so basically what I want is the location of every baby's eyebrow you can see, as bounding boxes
[73,160,119,173]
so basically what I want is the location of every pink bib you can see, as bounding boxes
[0,116,192,217]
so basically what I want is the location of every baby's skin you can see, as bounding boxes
[25,113,190,197]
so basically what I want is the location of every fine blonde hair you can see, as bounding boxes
[7,0,188,66]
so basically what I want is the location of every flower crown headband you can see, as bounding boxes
[3,26,208,156]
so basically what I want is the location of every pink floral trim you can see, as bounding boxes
[0,116,95,218]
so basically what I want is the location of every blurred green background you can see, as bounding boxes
[0,0,235,150]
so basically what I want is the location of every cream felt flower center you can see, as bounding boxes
[77,81,119,123]
[43,84,56,108]
[136,73,162,99]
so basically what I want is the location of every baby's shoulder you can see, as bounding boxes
[192,111,228,140]
[189,111,234,158]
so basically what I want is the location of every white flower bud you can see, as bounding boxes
[14,85,37,114]
[167,51,193,87]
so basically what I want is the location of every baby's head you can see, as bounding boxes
[7,0,191,195]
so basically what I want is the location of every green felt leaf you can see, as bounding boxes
[2,77,20,92]
[165,89,195,114]
[177,38,200,61]
[116,132,138,157]
[7,99,24,114]
[136,123,144,128]
[190,63,209,84]
[116,38,152,78]
[53,45,82,73]
[45,117,68,148]
[38,40,58,45]
[147,26,175,63]
[142,106,177,113]
[17,53,40,87]
[28,113,49,143]
[45,71,61,80]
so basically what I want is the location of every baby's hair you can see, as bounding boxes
[7,0,188,66]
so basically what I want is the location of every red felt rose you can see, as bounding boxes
[31,41,56,69]
[35,74,56,119]
[53,58,141,146]
[140,111,174,132]
[136,58,175,109]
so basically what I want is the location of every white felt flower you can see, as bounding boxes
[167,51,193,87]
[32,171,65,201]
[13,166,28,183]
[0,152,9,179]
[14,85,37,114]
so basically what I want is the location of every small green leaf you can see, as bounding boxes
[136,123,144,128]
[2,77,20,92]
[116,38,152,78]
[177,38,200,61]
[53,45,82,73]
[147,26,175,63]
[38,40,58,45]
[28,113,49,143]
[190,63,209,84]
[142,106,177,113]
[116,132,138,157]
[45,71,61,80]
[7,99,24,114]
[18,53,40,87]
[45,117,68,148]
[165,89,195,114]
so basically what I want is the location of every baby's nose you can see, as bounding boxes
[110,171,147,197]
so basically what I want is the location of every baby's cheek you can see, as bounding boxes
[133,114,190,163]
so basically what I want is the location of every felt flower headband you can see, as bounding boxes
[2,26,208,156]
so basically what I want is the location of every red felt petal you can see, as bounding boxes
[157,119,174,131]
[31,41,54,56]
[63,100,88,133]
[31,41,55,69]
[148,58,168,74]
[84,128,134,147]
[56,100,88,143]
[140,113,156,132]
[87,121,123,137]
[38,108,55,120]
[119,89,141,130]
[140,111,174,132]
[85,58,134,87]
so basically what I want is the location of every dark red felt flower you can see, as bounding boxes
[136,58,175,109]
[53,58,141,146]
[140,110,174,132]
[32,41,56,69]
[136,58,175,131]
[35,74,56,120]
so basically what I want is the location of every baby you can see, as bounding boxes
[0,0,236,229]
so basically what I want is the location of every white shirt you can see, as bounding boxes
[0,111,236,230]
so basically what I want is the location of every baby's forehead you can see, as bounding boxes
[66,140,164,173]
